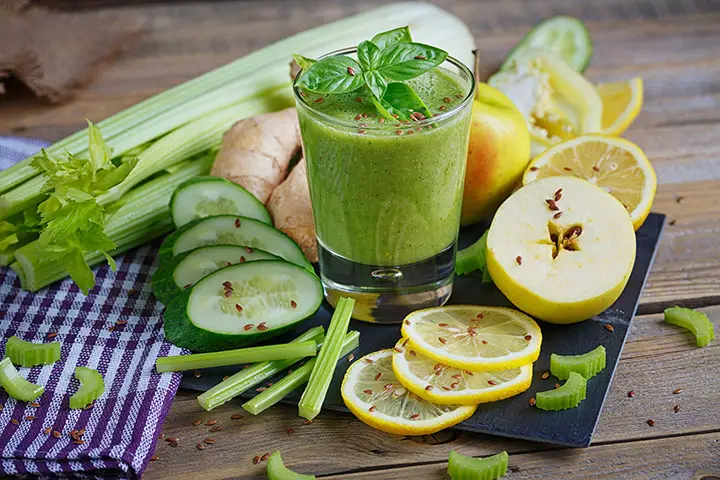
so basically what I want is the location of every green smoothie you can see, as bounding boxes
[296,66,472,267]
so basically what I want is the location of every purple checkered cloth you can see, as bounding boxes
[0,138,183,478]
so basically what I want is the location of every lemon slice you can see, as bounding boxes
[400,306,542,371]
[392,339,533,405]
[522,134,657,230]
[597,78,643,136]
[341,349,477,435]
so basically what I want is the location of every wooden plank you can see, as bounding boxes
[321,431,720,479]
[143,306,720,479]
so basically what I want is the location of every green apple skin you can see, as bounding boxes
[460,83,531,226]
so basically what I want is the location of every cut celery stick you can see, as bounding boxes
[197,326,324,411]
[5,336,61,367]
[664,306,715,347]
[243,331,359,415]
[0,357,44,402]
[69,366,105,409]
[11,154,213,291]
[156,341,317,373]
[298,297,355,420]
[447,450,508,480]
[267,451,316,480]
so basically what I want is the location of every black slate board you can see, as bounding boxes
[181,213,665,447]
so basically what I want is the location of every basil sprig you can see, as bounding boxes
[295,26,447,121]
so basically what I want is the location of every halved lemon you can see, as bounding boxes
[597,77,643,136]
[341,349,477,435]
[522,134,657,230]
[400,306,542,371]
[392,339,533,405]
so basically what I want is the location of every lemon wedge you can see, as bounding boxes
[341,349,477,435]
[400,306,542,371]
[597,78,643,136]
[522,135,656,230]
[392,339,532,405]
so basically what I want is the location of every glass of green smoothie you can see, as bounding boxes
[293,28,474,323]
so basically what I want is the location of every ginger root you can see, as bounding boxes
[267,157,317,262]
[211,107,301,203]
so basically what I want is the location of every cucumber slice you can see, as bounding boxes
[267,451,316,480]
[170,176,271,228]
[447,450,508,480]
[151,245,278,305]
[535,371,587,411]
[550,345,606,380]
[159,215,311,270]
[164,260,323,352]
[501,16,592,72]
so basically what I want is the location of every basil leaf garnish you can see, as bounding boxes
[296,56,364,94]
[377,42,448,81]
[357,41,381,70]
[382,82,432,119]
[364,70,388,101]
[371,26,412,50]
[292,54,317,71]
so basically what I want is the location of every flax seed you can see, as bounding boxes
[25,415,36,421]
[375,372,382,381]
[347,66,356,76]
[302,419,314,425]
[44,427,51,435]
[10,418,19,426]
[108,325,116,332]
[409,350,416,356]
[243,324,254,331]
[257,323,268,331]
[554,383,561,389]
[674,404,680,413]
[393,347,403,353]
[425,385,434,391]
[482,340,488,344]
[244,246,253,253]
[287,427,294,435]
[224,290,232,297]
[116,320,127,326]
[196,443,205,450]
[410,413,420,419]
[347,353,355,362]
[516,256,522,265]
[230,414,244,420]
[604,324,615,332]
[151,454,159,461]
[564,167,572,171]
[524,335,532,341]
[239,256,246,263]
[647,419,655,426]
[210,425,223,432]
[488,380,498,386]
[414,55,427,60]
[73,439,85,445]
[628,390,635,398]
[256,387,267,392]
[450,382,459,389]
[205,420,217,426]
[53,430,61,438]
[363,389,373,395]
[528,397,536,406]
[553,211,563,219]
[443,97,452,103]
[47,332,57,338]
[355,97,362,103]
[235,304,243,313]
[234,218,241,228]
[384,383,394,390]
[253,455,261,464]
[184,283,192,289]
[395,129,403,136]
[404,319,411,326]
[554,189,563,201]
[365,358,374,363]
[313,97,324,104]
[442,386,451,391]
[592,165,600,172]
[546,199,559,211]
[193,370,201,379]
[464,370,474,376]
[369,405,377,412]
[193,418,202,426]
[541,371,550,380]
[529,166,538,171]
[204,438,216,444]
[166,436,179,443]
[438,337,447,344]
[673,388,683,394]
[261,452,270,462]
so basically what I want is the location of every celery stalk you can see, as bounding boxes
[197,326,325,411]
[0,176,47,220]
[69,366,105,409]
[298,297,355,420]
[156,341,317,373]
[0,357,44,402]
[11,154,213,291]
[5,336,61,367]
[243,331,359,415]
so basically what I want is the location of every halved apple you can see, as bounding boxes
[486,176,636,324]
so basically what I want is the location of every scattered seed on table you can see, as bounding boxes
[47,332,57,339]
[10,418,19,426]
[231,414,243,420]
[116,320,127,326]
[261,452,270,462]
[193,419,202,426]
[253,455,261,465]
[673,388,683,394]
[165,437,179,443]
[528,397,536,407]
[627,390,635,398]
[647,419,655,426]
[223,376,230,381]
[287,427,294,435]
[604,324,615,332]
[30,401,40,408]
[302,419,314,425]
[25,415,36,421]
[53,430,61,438]
[193,371,201,379]
[196,443,205,450]
[256,387,267,392]
[674,404,681,413]
[347,353,355,362]
[205,420,217,426]
[159,433,165,440]
[554,383,561,389]
[43,427,51,435]
[541,371,550,380]
[210,425,223,432]
[168,441,178,448]
[150,455,159,461]
[108,326,116,332]
[73,440,85,445]
[204,438,216,444]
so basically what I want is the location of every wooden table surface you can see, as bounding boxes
[2,1,720,478]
